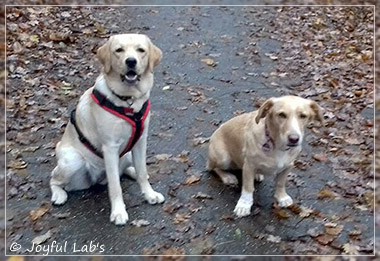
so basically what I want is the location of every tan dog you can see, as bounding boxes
[50,34,164,225]
[207,96,323,217]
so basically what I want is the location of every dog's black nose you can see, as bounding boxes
[288,134,299,145]
[125,57,137,68]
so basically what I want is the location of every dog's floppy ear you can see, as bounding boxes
[148,39,162,72]
[309,101,324,124]
[97,37,112,74]
[255,98,274,124]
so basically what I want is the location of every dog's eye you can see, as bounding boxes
[137,48,145,53]
[115,48,124,53]
[278,112,287,119]
[299,113,307,119]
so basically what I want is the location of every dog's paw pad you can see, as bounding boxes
[51,189,68,205]
[255,174,264,182]
[221,174,238,186]
[110,209,129,225]
[145,191,165,204]
[233,201,252,218]
[277,195,293,208]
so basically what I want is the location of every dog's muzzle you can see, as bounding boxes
[121,70,140,84]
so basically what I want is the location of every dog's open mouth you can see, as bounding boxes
[121,71,140,84]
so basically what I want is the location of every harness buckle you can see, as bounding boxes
[124,107,134,116]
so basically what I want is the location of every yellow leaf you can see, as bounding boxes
[8,257,24,261]
[30,35,39,43]
[201,58,217,67]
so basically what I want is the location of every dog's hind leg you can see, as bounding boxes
[213,168,238,186]
[207,145,238,185]
[120,152,137,180]
[50,145,86,205]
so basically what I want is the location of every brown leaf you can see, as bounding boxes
[162,247,186,256]
[8,159,28,169]
[30,203,51,221]
[274,208,290,219]
[325,225,343,236]
[163,201,183,214]
[318,189,337,200]
[315,234,335,245]
[313,153,328,162]
[192,192,213,200]
[173,213,191,224]
[184,175,201,185]
[288,204,302,215]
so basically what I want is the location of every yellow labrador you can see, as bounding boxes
[207,96,323,217]
[50,34,165,225]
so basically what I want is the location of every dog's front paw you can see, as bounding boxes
[276,194,293,208]
[51,186,68,205]
[221,174,238,186]
[110,208,129,225]
[144,191,165,204]
[233,200,252,218]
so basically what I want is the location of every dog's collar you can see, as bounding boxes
[109,88,134,105]
[262,124,274,152]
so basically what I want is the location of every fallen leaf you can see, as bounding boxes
[346,137,362,145]
[184,175,201,185]
[201,58,217,67]
[131,219,150,227]
[154,154,172,162]
[326,225,343,236]
[220,214,235,221]
[12,41,23,53]
[163,201,183,214]
[174,213,191,224]
[162,247,186,256]
[30,203,51,221]
[7,257,24,261]
[7,159,28,169]
[288,204,302,215]
[315,234,335,245]
[274,208,290,219]
[267,235,281,243]
[32,230,52,245]
[342,243,359,255]
[192,137,209,146]
[318,189,337,200]
[313,153,328,162]
[299,205,314,218]
[192,192,213,200]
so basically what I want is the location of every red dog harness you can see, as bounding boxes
[70,88,151,158]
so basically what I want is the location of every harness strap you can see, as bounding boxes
[70,109,104,158]
[70,89,150,158]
